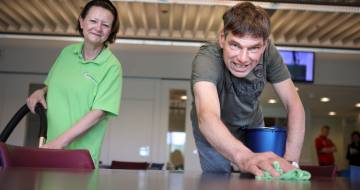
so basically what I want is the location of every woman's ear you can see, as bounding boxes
[79,17,84,29]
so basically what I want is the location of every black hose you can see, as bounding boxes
[35,104,47,141]
[0,104,47,143]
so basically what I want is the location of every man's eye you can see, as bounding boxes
[249,47,259,53]
[230,43,239,49]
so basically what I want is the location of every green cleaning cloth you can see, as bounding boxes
[255,161,311,180]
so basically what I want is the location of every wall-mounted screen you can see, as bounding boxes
[279,50,314,83]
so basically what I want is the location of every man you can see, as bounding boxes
[190,2,305,176]
[315,125,336,166]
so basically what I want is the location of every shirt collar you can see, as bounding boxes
[73,42,111,65]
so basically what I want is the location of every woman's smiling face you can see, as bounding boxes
[79,6,114,46]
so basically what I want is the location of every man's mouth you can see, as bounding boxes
[232,62,248,72]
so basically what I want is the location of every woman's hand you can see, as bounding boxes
[40,109,105,149]
[40,138,66,149]
[26,87,48,113]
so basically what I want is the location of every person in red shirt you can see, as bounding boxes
[315,125,337,166]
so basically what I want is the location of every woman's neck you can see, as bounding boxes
[82,43,104,61]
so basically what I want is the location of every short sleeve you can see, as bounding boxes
[265,42,291,83]
[191,44,223,87]
[44,63,55,86]
[44,49,65,85]
[92,63,122,116]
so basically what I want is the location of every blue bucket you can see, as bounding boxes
[243,127,287,157]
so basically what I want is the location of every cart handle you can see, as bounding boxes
[0,103,47,146]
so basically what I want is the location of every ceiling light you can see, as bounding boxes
[180,95,187,100]
[320,97,330,102]
[356,103,360,108]
[328,111,336,116]
[268,99,277,104]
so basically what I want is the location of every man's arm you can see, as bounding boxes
[329,139,337,152]
[272,78,305,162]
[194,81,294,176]
[320,140,337,153]
[321,147,337,153]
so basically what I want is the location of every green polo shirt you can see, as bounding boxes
[44,42,122,167]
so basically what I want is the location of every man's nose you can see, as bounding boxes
[235,50,248,63]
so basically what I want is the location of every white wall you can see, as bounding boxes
[100,78,163,165]
[315,53,360,86]
[1,38,360,171]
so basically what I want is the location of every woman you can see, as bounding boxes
[26,0,122,167]
[346,131,360,166]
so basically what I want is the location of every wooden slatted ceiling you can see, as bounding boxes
[0,0,359,49]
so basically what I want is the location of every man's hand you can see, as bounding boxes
[234,151,295,177]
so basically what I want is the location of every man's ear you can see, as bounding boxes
[260,38,269,53]
[218,30,225,48]
[263,39,269,48]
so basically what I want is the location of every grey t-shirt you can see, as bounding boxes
[191,42,290,138]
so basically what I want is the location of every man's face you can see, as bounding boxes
[219,32,267,78]
[321,128,330,136]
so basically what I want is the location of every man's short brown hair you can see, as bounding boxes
[222,2,270,41]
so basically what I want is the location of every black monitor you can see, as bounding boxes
[279,50,315,83]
